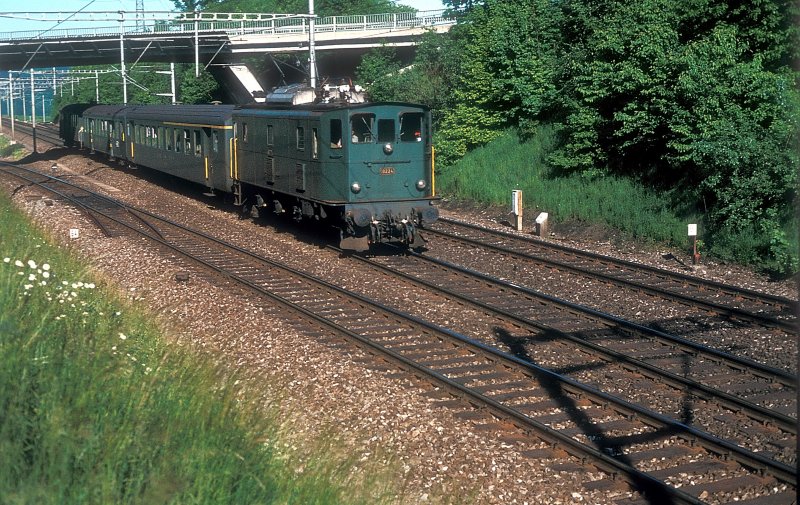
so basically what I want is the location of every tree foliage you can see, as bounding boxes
[436,0,798,273]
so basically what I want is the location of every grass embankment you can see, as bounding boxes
[0,134,27,160]
[436,128,798,275]
[0,192,394,504]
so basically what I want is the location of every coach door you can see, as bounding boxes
[116,120,126,161]
[204,127,226,194]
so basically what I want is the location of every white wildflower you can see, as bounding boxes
[42,271,50,279]
[14,260,23,267]
[42,263,50,271]
[86,283,95,289]
[119,333,127,340]
[3,257,9,263]
[28,274,36,281]
[27,260,37,269]
[62,281,68,286]
[23,284,33,290]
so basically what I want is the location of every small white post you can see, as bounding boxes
[512,190,523,231]
[688,223,699,264]
[535,212,549,237]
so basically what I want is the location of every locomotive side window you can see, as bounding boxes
[329,119,342,149]
[378,119,395,143]
[351,113,374,143]
[267,125,274,146]
[296,126,305,151]
[242,123,248,143]
[400,113,424,142]
[311,128,319,159]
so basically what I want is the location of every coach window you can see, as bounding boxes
[166,128,173,151]
[329,119,342,149]
[194,130,202,156]
[351,113,374,143]
[183,129,191,154]
[296,126,305,151]
[400,113,424,142]
[267,125,274,146]
[158,126,164,149]
[212,131,219,153]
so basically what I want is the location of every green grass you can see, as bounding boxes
[0,192,397,504]
[436,128,799,276]
[0,134,27,160]
[437,128,688,246]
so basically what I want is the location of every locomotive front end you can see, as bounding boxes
[340,103,439,249]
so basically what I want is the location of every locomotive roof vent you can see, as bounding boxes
[264,84,316,105]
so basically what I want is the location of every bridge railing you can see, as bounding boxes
[0,10,452,41]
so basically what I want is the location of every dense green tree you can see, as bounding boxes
[177,67,221,103]
[431,0,563,164]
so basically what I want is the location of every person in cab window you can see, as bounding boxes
[352,132,359,143]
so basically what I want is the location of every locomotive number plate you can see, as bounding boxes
[380,166,395,175]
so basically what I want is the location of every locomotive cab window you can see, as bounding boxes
[351,113,374,143]
[267,125,274,146]
[378,119,395,143]
[400,112,424,142]
[296,126,305,151]
[329,119,342,149]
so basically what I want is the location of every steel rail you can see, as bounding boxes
[337,244,798,435]
[430,219,798,333]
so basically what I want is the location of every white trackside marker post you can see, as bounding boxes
[688,223,699,264]
[512,190,523,232]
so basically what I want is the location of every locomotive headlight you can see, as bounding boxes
[383,143,393,155]
[416,179,427,191]
[351,182,362,194]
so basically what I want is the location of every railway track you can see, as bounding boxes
[340,246,797,460]
[0,119,63,149]
[426,218,798,333]
[1,162,796,504]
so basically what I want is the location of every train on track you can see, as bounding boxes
[58,97,439,250]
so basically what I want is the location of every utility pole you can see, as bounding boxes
[8,76,15,142]
[30,70,37,153]
[135,0,145,32]
[120,12,128,104]
[308,0,317,89]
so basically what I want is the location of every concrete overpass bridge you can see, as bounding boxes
[0,10,453,103]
